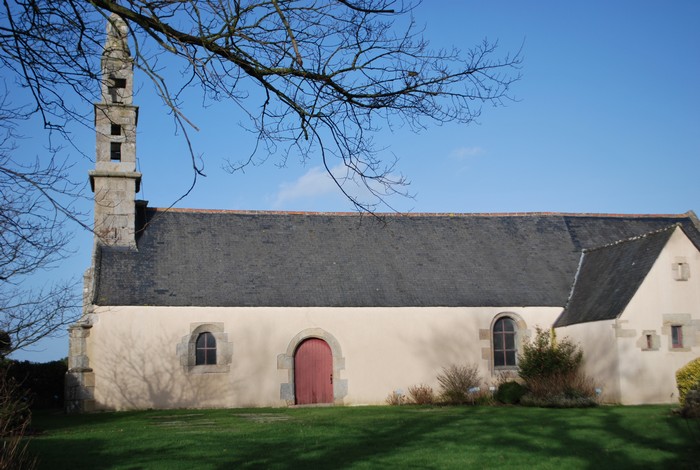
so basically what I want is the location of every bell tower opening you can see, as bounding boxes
[108,77,127,103]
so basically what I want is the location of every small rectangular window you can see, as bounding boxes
[646,334,653,349]
[110,142,122,161]
[671,325,683,348]
[111,124,121,136]
[673,262,690,281]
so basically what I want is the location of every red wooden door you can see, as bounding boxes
[294,338,333,405]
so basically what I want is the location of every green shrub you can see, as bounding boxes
[680,387,700,419]
[495,381,527,405]
[518,328,596,407]
[676,358,700,405]
[6,359,67,409]
[437,363,482,405]
[407,384,435,405]
[518,328,582,381]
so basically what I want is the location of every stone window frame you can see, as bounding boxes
[177,323,232,374]
[488,312,528,374]
[639,330,660,351]
[277,328,347,405]
[672,258,690,281]
[662,314,695,352]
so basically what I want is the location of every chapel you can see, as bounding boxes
[65,15,700,411]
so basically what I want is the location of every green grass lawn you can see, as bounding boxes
[26,405,699,469]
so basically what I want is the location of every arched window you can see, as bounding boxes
[493,317,517,368]
[195,332,217,365]
[177,323,232,373]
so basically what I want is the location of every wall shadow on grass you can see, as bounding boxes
[208,407,699,469]
[28,406,700,469]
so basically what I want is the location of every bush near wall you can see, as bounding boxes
[495,381,527,405]
[436,364,482,405]
[518,328,582,382]
[518,328,597,408]
[676,358,700,406]
[6,359,67,409]
[680,388,700,419]
[407,384,435,405]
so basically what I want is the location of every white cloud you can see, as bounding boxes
[449,146,484,160]
[272,163,408,211]
[272,166,337,208]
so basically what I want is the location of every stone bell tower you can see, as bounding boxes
[66,14,142,413]
[88,13,141,247]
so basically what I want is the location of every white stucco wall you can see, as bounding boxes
[613,227,700,405]
[84,306,561,410]
[555,319,620,403]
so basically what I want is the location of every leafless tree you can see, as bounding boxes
[1,0,521,210]
[0,0,520,352]
[0,89,81,354]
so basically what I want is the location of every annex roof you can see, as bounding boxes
[91,210,700,308]
[553,225,681,327]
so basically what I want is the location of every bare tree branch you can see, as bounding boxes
[1,0,521,211]
[0,1,521,351]
[0,86,81,354]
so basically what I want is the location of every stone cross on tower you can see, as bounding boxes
[89,14,142,247]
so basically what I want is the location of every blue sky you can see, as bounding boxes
[11,1,700,362]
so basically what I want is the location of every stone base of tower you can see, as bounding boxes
[65,322,96,413]
[65,369,96,413]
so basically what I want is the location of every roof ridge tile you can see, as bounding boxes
[146,207,692,219]
[582,223,680,254]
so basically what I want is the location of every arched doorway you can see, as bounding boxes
[294,338,333,405]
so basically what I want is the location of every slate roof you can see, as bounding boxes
[92,210,700,308]
[553,226,680,327]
